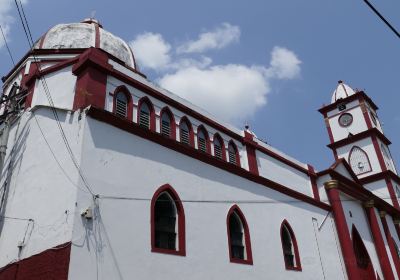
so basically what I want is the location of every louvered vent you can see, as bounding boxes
[116,98,127,118]
[161,120,170,137]
[181,129,190,145]
[198,137,206,152]
[229,150,237,165]
[140,111,150,129]
[214,144,222,159]
[349,146,372,175]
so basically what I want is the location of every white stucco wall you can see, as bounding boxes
[67,115,345,280]
[256,150,313,197]
[329,106,368,143]
[31,66,77,110]
[0,108,82,268]
[337,138,382,177]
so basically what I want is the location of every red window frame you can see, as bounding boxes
[179,116,195,147]
[112,85,133,121]
[226,205,253,265]
[280,220,302,271]
[159,106,176,140]
[137,96,156,132]
[197,125,211,154]
[150,184,186,256]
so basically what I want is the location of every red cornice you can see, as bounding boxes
[324,170,400,218]
[318,91,378,115]
[87,106,331,211]
[360,170,400,186]
[327,128,391,150]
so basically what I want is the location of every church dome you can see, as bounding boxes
[331,80,355,103]
[34,18,136,69]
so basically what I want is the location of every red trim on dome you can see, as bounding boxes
[94,23,100,48]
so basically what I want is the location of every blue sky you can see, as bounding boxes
[0,0,399,171]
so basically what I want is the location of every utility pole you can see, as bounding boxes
[0,83,26,175]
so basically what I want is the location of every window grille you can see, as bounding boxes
[349,146,372,175]
[139,102,150,129]
[229,212,245,260]
[154,193,177,250]
[115,92,128,118]
[180,121,190,145]
[161,113,171,137]
[282,225,295,267]
[197,129,207,152]
[228,143,237,165]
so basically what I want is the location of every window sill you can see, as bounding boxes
[285,265,302,271]
[151,247,186,256]
[230,258,253,265]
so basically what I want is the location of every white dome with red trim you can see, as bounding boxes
[34,18,136,69]
[331,80,356,103]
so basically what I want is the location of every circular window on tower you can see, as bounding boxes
[338,113,353,127]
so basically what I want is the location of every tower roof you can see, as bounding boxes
[331,80,355,104]
[34,19,136,69]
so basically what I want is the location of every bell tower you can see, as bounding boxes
[319,81,400,208]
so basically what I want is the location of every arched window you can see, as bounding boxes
[115,92,128,118]
[352,226,375,278]
[160,107,175,139]
[213,134,225,161]
[228,141,240,166]
[137,97,155,131]
[197,126,210,153]
[151,184,185,256]
[113,86,132,120]
[227,205,253,265]
[349,146,372,175]
[280,220,301,270]
[179,117,193,146]
[381,144,394,172]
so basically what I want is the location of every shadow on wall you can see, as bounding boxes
[86,117,322,214]
[0,115,30,237]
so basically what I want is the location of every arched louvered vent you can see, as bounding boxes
[349,146,372,175]
[381,144,394,172]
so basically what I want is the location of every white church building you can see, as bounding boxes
[0,19,399,280]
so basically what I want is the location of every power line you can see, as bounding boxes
[13,0,95,196]
[97,194,398,205]
[0,25,15,66]
[363,0,400,39]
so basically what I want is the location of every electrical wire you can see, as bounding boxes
[14,0,95,196]
[97,194,398,205]
[0,25,16,66]
[32,112,89,194]
[363,0,400,39]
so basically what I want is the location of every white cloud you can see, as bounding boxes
[177,23,240,54]
[129,32,171,70]
[266,46,301,79]
[159,65,269,123]
[0,0,28,49]
[130,25,302,124]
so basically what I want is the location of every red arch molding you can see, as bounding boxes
[197,124,211,154]
[113,85,133,121]
[137,96,156,132]
[228,140,241,167]
[179,116,195,147]
[159,106,176,140]
[213,133,226,162]
[150,184,186,256]
[226,204,253,265]
[280,219,302,271]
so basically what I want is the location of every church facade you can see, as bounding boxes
[0,19,399,280]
